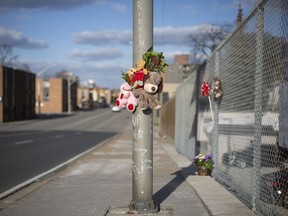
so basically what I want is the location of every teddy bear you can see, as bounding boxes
[132,72,163,110]
[211,77,223,100]
[116,82,138,112]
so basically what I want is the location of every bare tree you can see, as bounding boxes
[54,70,79,83]
[188,23,233,63]
[21,63,31,72]
[0,44,18,66]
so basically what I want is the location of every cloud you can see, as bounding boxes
[70,48,124,60]
[75,62,126,88]
[0,26,48,49]
[72,30,132,45]
[72,25,207,47]
[27,58,125,89]
[154,25,206,45]
[179,5,198,14]
[112,3,127,12]
[0,0,105,10]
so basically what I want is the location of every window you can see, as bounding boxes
[43,80,50,101]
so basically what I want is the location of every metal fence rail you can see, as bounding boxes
[174,0,288,215]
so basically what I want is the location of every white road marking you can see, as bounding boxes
[0,131,46,138]
[54,134,64,139]
[15,140,34,145]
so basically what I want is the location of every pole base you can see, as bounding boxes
[128,200,159,214]
[105,205,173,216]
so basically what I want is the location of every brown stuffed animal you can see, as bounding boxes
[132,72,163,110]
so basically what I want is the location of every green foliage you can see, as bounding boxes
[121,71,127,82]
[142,47,168,73]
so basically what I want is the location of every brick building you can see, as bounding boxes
[35,78,77,114]
[0,66,35,123]
[174,54,189,65]
[164,54,198,83]
[77,85,93,110]
[77,85,111,110]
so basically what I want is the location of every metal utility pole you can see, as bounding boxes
[128,0,158,214]
[252,0,264,211]
[37,79,41,115]
[67,78,72,114]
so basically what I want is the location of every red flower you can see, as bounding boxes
[201,82,210,96]
[132,70,146,88]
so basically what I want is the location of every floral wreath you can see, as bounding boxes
[201,77,223,121]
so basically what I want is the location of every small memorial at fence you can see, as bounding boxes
[193,153,214,176]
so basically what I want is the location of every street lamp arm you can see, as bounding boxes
[36,65,55,116]
[37,65,55,76]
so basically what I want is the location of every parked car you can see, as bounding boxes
[111,105,121,112]
[221,143,288,208]
[222,143,288,168]
[260,167,288,209]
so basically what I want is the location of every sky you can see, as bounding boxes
[0,0,258,89]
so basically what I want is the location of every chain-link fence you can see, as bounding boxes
[159,96,175,140]
[174,0,288,215]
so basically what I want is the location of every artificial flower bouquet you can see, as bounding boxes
[193,153,214,175]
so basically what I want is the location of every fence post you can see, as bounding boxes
[212,50,220,177]
[279,0,288,150]
[252,1,264,212]
[128,0,158,214]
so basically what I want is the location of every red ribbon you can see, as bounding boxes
[201,82,210,96]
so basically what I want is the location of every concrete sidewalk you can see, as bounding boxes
[0,127,254,216]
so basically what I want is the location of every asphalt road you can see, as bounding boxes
[0,108,131,195]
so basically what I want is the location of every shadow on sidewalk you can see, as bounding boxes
[153,164,197,204]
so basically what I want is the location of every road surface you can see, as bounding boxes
[0,108,131,196]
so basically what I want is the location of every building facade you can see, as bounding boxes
[35,78,77,114]
[0,66,35,123]
[77,85,101,110]
[165,54,198,83]
[77,85,112,110]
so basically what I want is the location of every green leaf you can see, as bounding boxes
[121,71,128,82]
[147,47,153,52]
